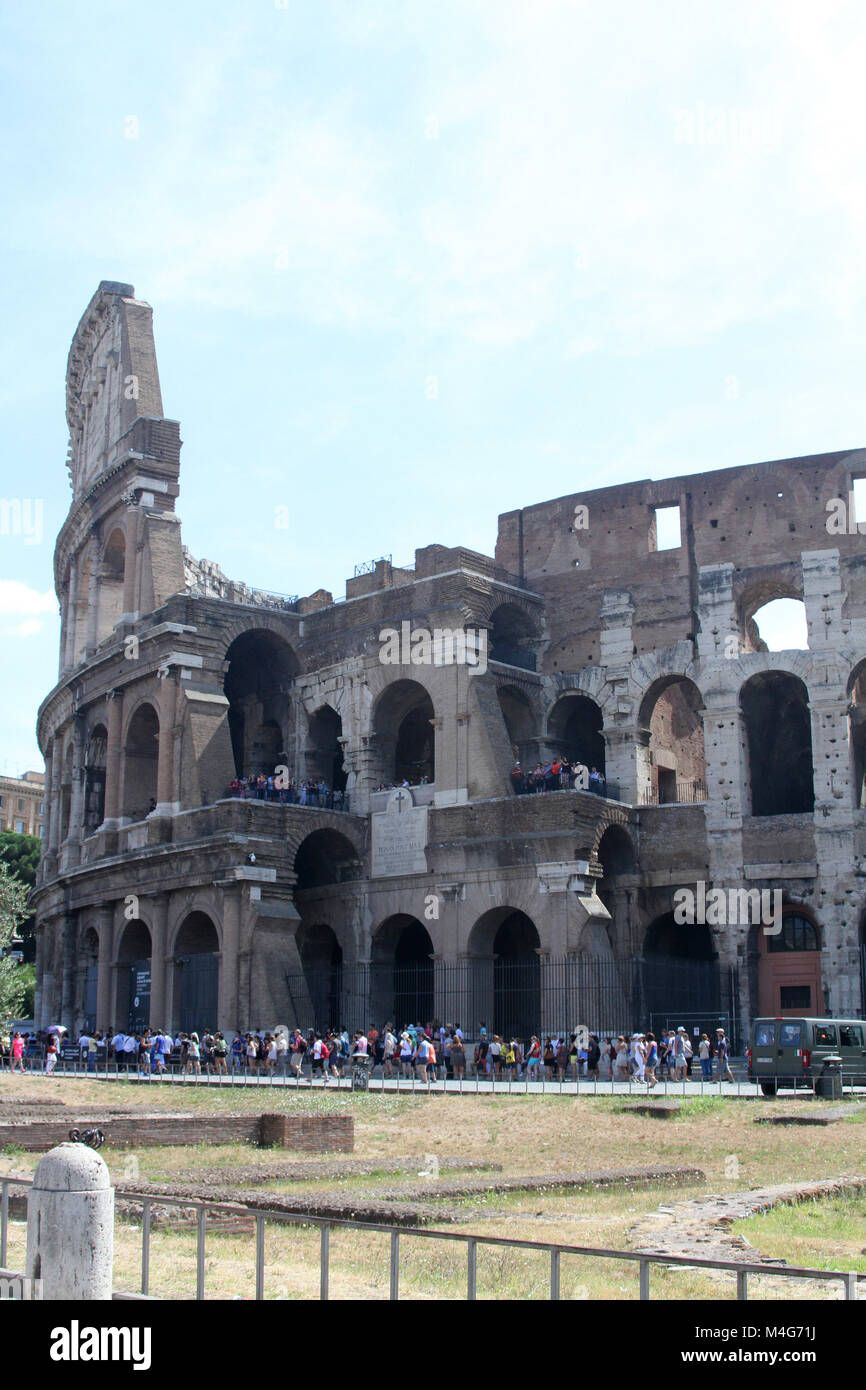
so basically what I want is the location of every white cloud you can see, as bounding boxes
[0,581,57,638]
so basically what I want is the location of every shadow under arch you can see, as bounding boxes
[468,907,541,1044]
[371,914,434,1030]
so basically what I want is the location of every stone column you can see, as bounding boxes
[59,915,77,1030]
[121,503,140,622]
[26,1145,114,1301]
[103,689,124,823]
[64,559,78,669]
[218,887,243,1031]
[148,893,169,1029]
[66,717,86,863]
[85,547,100,654]
[96,904,114,1032]
[154,675,177,814]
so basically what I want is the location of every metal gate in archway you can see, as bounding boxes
[178,952,219,1034]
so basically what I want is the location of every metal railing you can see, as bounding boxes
[640,782,709,806]
[225,786,351,812]
[0,1176,861,1301]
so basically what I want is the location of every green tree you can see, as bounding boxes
[0,831,40,947]
[0,863,30,1021]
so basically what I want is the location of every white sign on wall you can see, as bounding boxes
[371,788,429,877]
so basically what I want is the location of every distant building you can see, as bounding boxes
[0,770,45,839]
[30,282,866,1040]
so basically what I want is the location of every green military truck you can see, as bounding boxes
[748,1016,866,1096]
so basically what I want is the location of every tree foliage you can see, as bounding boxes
[0,863,30,1020]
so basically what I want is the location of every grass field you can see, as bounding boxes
[2,1073,864,1299]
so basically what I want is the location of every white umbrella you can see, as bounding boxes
[46,1024,68,1035]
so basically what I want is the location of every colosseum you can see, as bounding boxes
[30,280,866,1046]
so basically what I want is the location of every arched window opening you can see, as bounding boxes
[639,678,706,805]
[174,912,220,1035]
[489,605,537,672]
[296,923,343,1032]
[294,830,360,894]
[548,694,605,775]
[746,599,809,654]
[224,630,298,778]
[740,672,814,816]
[373,680,435,786]
[371,915,434,1029]
[468,908,541,1044]
[642,912,720,1037]
[83,725,107,834]
[117,918,152,1034]
[848,664,866,809]
[307,706,347,792]
[497,686,537,766]
[97,529,126,644]
[122,704,159,821]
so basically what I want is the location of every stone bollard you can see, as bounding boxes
[25,1142,114,1300]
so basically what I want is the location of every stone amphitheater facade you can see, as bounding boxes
[30,282,866,1042]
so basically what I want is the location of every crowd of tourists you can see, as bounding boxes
[227,775,347,809]
[0,1021,735,1084]
[510,760,607,795]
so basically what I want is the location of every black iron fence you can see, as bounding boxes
[283,956,740,1050]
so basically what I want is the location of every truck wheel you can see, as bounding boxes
[760,1081,777,1098]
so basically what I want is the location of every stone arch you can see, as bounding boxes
[172,911,220,1035]
[372,678,435,786]
[122,701,160,820]
[371,914,435,1029]
[83,723,107,833]
[488,602,539,672]
[641,910,719,1035]
[296,922,344,1031]
[748,907,823,1017]
[224,628,299,777]
[468,907,541,1044]
[736,572,805,654]
[293,828,362,894]
[60,740,74,842]
[847,659,866,809]
[497,684,538,765]
[116,917,152,1034]
[638,676,706,805]
[548,692,606,774]
[97,527,126,644]
[306,704,347,792]
[739,671,814,816]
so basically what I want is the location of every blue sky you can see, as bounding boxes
[1,0,864,772]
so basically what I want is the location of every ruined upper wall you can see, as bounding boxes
[65,281,165,500]
[496,448,866,669]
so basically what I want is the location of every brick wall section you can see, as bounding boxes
[0,1112,353,1153]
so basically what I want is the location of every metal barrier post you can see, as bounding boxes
[320,1224,330,1301]
[141,1200,151,1295]
[736,1271,748,1300]
[390,1230,400,1300]
[255,1214,265,1301]
[1,1178,8,1267]
[467,1239,477,1300]
[196,1208,207,1300]
[639,1258,650,1300]
[550,1249,561,1300]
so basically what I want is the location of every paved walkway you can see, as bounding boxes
[10,1068,866,1099]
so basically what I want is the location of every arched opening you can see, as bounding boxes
[72,553,91,664]
[297,923,343,1032]
[60,743,73,842]
[596,824,636,927]
[97,529,126,643]
[80,927,99,1033]
[173,912,220,1035]
[373,680,435,786]
[739,578,809,654]
[117,918,152,1034]
[293,829,360,894]
[639,678,706,805]
[848,663,866,809]
[548,694,605,775]
[489,604,537,672]
[642,912,720,1036]
[740,672,814,816]
[371,915,434,1029]
[224,629,298,778]
[860,914,866,1017]
[752,911,823,1017]
[122,704,160,821]
[497,686,537,766]
[83,724,107,834]
[307,706,347,792]
[469,908,541,1044]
